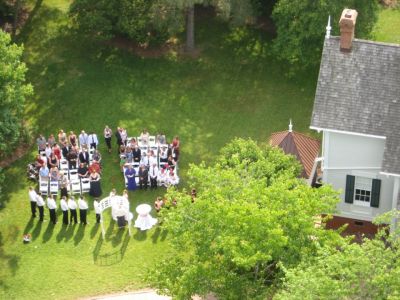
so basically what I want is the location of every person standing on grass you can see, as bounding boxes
[47,194,57,225]
[94,199,101,224]
[78,196,88,225]
[60,196,69,225]
[68,197,78,224]
[28,187,38,218]
[36,192,45,222]
[104,125,112,153]
[88,132,99,149]
[79,130,88,148]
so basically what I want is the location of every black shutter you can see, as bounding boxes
[345,175,355,203]
[371,179,381,208]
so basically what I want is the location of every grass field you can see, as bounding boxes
[0,1,398,299]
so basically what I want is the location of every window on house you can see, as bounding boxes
[354,176,372,207]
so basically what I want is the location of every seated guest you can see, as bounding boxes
[68,131,77,147]
[171,136,180,150]
[167,170,179,187]
[36,134,47,153]
[39,165,49,179]
[138,165,148,190]
[47,134,56,147]
[119,145,126,156]
[61,143,70,158]
[78,163,89,178]
[159,146,168,163]
[58,130,67,147]
[88,161,101,174]
[140,128,149,145]
[45,143,52,158]
[92,150,102,163]
[50,166,60,182]
[156,132,166,145]
[52,143,62,160]
[125,146,133,163]
[128,138,137,149]
[154,197,164,213]
[140,151,149,167]
[132,145,141,163]
[148,150,157,167]
[48,153,59,170]
[79,130,88,148]
[67,147,78,169]
[79,147,90,165]
[157,166,168,187]
[35,154,45,169]
[167,155,176,169]
[149,163,158,189]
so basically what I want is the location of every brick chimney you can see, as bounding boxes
[339,9,358,51]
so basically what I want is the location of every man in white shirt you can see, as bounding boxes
[60,196,69,225]
[78,196,89,225]
[149,163,159,189]
[28,186,38,218]
[46,195,57,224]
[36,192,46,222]
[79,130,88,148]
[94,199,101,223]
[88,132,99,149]
[68,197,78,224]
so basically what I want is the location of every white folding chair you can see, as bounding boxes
[69,169,79,181]
[59,159,69,171]
[89,149,95,162]
[70,179,81,194]
[39,179,49,195]
[50,181,59,196]
[81,178,90,193]
[149,136,156,146]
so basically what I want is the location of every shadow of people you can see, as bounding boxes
[56,224,68,242]
[133,229,147,241]
[92,235,103,263]
[31,221,43,241]
[22,218,34,235]
[90,223,100,239]
[65,224,77,242]
[120,230,131,259]
[160,229,168,241]
[73,225,86,246]
[151,227,161,244]
[42,222,55,243]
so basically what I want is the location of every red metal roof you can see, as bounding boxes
[269,131,320,178]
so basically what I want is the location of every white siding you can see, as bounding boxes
[323,131,394,221]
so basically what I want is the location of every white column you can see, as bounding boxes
[391,176,400,233]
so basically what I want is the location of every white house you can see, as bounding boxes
[310,9,400,236]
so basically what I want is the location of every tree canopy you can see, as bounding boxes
[272,0,380,71]
[147,138,341,299]
[0,30,33,157]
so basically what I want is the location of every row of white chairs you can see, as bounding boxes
[123,162,177,187]
[39,148,97,169]
[39,177,91,196]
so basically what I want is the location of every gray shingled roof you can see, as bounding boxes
[311,37,400,175]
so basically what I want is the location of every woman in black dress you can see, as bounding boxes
[89,171,102,197]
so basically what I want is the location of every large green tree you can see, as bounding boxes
[272,0,379,71]
[275,212,400,299]
[0,30,33,157]
[147,139,341,299]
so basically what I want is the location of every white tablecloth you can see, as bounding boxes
[134,204,157,230]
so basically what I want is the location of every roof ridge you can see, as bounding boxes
[329,36,400,48]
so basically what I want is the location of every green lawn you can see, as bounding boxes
[1,1,398,299]
[372,8,400,44]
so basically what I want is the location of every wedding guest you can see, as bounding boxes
[47,194,57,225]
[121,128,128,146]
[60,196,69,225]
[159,145,168,163]
[89,171,102,197]
[78,147,89,165]
[67,147,78,169]
[167,155,176,170]
[125,164,136,191]
[39,165,50,180]
[52,143,62,160]
[61,143,70,158]
[92,150,101,163]
[59,171,69,198]
[138,165,148,190]
[88,161,101,174]
[68,131,77,147]
[167,170,179,187]
[115,127,123,148]
[125,146,133,163]
[78,196,88,225]
[44,143,52,158]
[58,130,67,146]
[78,163,89,179]
[48,152,59,170]
[132,145,141,163]
[35,154,45,169]
[47,134,56,147]
[68,197,78,224]
[149,163,158,189]
[148,150,157,166]
[156,132,166,145]
[119,155,126,172]
[79,130,88,148]
[157,166,168,187]
[50,166,59,182]
[104,125,112,153]
[94,199,101,223]
[154,197,163,213]
[37,193,45,222]
[140,128,149,145]
[128,137,137,149]
[36,134,47,152]
[28,186,38,218]
[140,151,149,167]
[88,132,99,149]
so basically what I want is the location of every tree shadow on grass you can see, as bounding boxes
[17,0,44,41]
[42,222,55,243]
[0,232,20,276]
[133,229,147,241]
[74,225,86,246]
[31,221,43,241]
